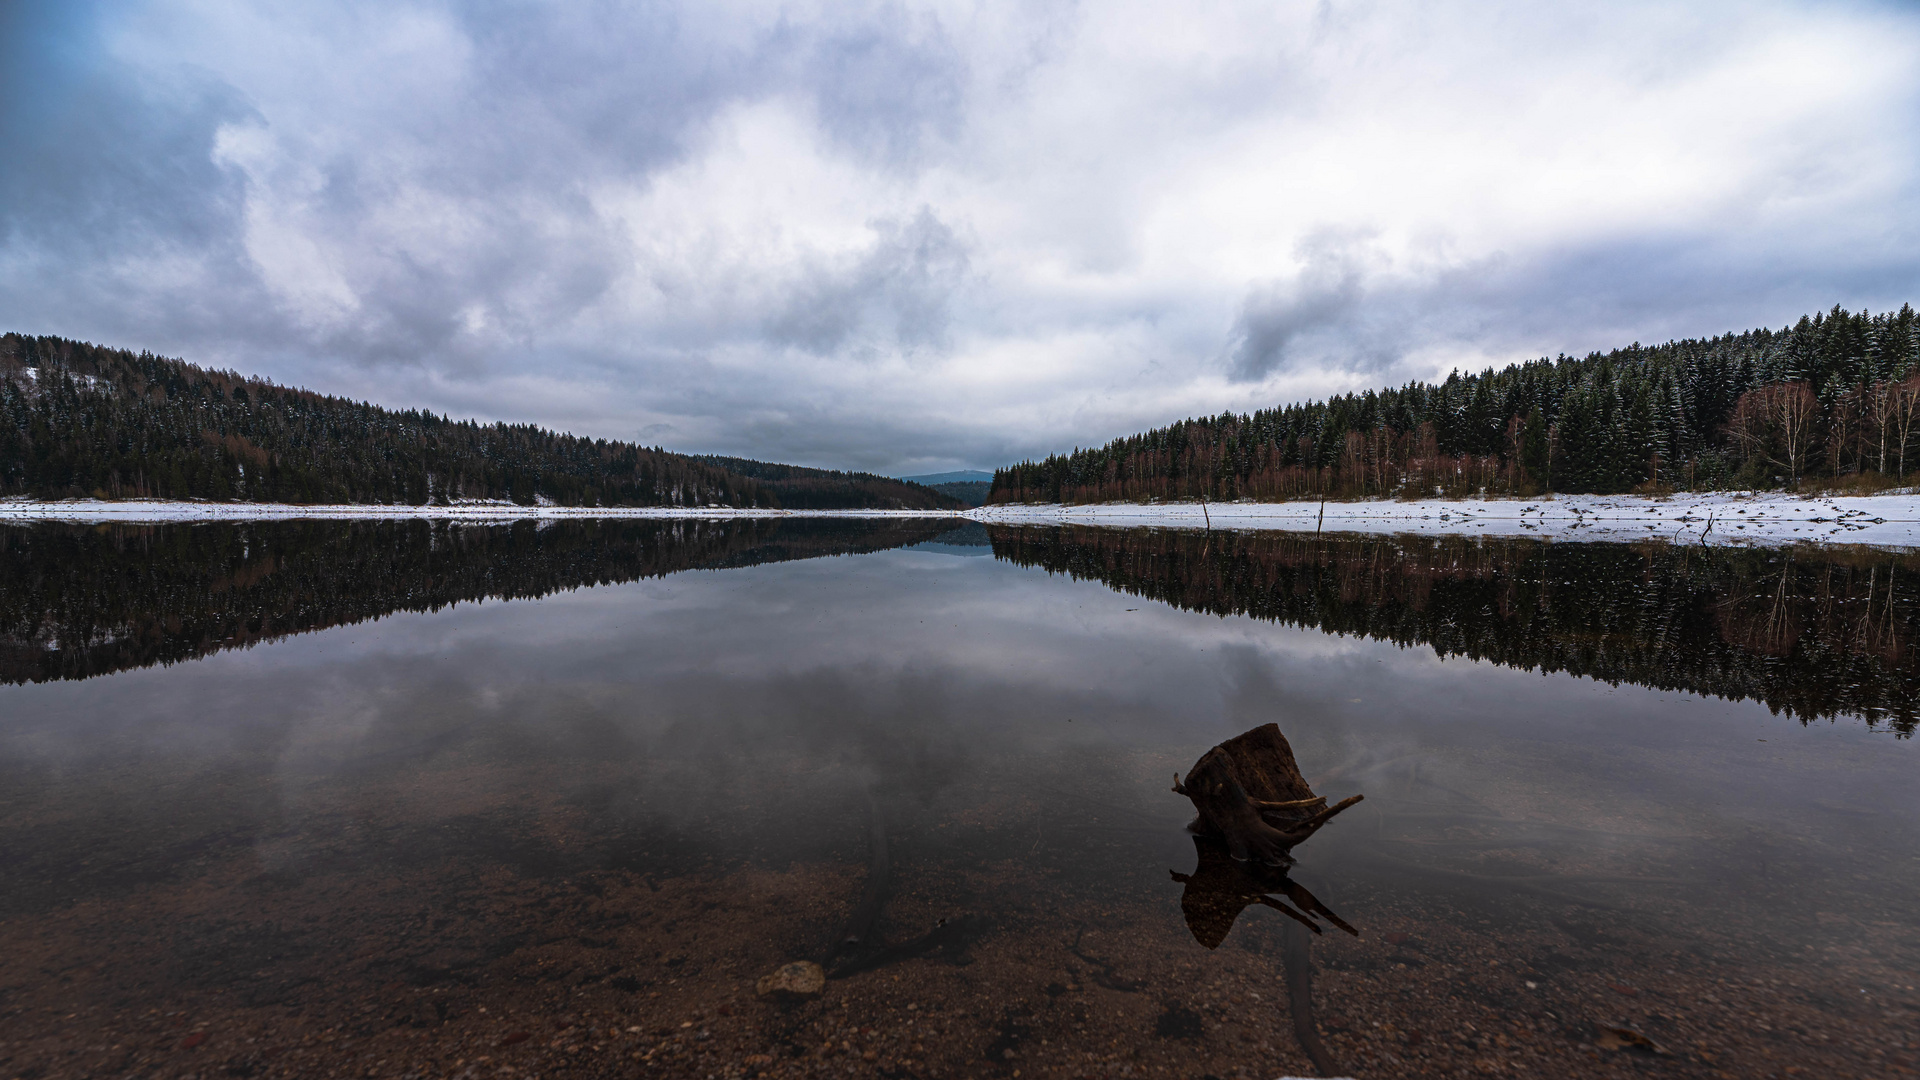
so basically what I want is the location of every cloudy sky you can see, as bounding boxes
[3,1,1918,474]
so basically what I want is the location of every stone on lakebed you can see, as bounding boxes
[755,961,825,1000]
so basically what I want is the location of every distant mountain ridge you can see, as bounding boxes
[692,456,966,510]
[0,334,955,510]
[900,470,993,485]
[899,470,993,507]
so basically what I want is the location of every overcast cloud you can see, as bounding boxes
[3,0,1918,473]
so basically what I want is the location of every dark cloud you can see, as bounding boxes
[804,12,969,166]
[0,3,249,254]
[764,207,970,355]
[0,0,269,347]
[1226,235,1374,382]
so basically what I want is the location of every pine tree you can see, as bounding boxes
[1521,406,1550,488]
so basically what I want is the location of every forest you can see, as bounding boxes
[990,525,1920,736]
[0,334,959,510]
[991,304,1920,504]
[693,455,966,510]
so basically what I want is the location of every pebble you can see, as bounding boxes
[755,961,826,1000]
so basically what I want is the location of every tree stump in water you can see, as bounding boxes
[1173,723,1364,865]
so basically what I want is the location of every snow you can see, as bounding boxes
[5,491,1920,548]
[0,498,966,524]
[10,367,108,392]
[971,491,1920,548]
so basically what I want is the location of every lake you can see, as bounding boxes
[2,518,1916,1080]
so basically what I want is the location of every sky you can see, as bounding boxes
[3,1,1919,475]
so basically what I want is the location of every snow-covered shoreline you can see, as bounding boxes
[973,491,1920,548]
[0,498,964,524]
[6,491,1920,548]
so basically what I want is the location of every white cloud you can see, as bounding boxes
[3,0,1918,471]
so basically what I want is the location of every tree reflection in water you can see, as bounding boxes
[14,517,1916,738]
[989,525,1920,735]
[1172,835,1354,1077]
[0,517,968,685]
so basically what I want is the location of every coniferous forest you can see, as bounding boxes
[0,334,962,510]
[693,455,966,510]
[991,305,1920,504]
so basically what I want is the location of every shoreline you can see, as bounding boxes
[974,490,1920,547]
[6,490,1920,547]
[0,499,965,523]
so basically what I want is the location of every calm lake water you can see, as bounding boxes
[2,519,1917,1080]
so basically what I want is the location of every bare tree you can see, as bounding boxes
[1411,422,1439,495]
[1340,430,1367,495]
[1866,381,1897,475]
[1892,374,1920,481]
[1727,381,1819,487]
[1367,425,1395,494]
[1826,385,1863,477]
[1505,415,1525,492]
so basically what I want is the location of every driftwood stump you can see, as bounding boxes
[1173,723,1363,865]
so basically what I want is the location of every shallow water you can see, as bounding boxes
[1,520,1916,1080]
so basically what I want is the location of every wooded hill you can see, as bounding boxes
[693,455,967,510]
[0,334,953,509]
[927,481,991,506]
[991,304,1920,504]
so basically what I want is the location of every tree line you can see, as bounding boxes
[991,304,1920,503]
[990,525,1920,736]
[0,334,960,510]
[693,455,966,510]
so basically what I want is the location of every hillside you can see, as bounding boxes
[694,456,966,510]
[991,304,1920,504]
[924,481,990,506]
[0,334,949,510]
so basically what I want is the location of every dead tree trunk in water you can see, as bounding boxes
[1173,723,1364,865]
[1170,724,1361,1078]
